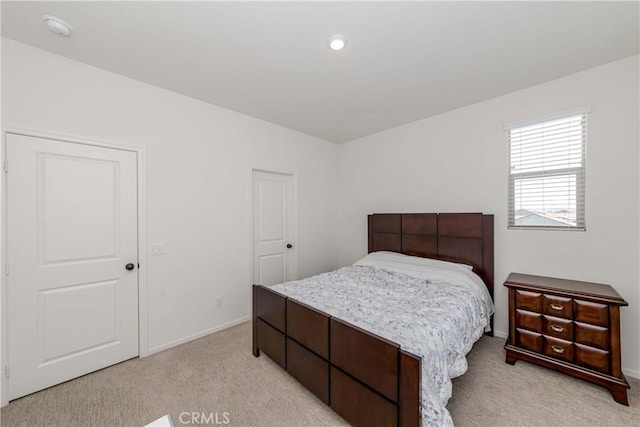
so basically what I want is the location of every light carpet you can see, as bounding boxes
[1,322,637,426]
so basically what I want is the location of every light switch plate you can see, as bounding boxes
[151,243,165,256]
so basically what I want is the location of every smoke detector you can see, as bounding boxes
[43,15,73,37]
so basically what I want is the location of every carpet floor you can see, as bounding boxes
[1,322,638,426]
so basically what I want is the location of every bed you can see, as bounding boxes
[252,213,494,427]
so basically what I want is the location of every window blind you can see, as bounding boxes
[507,112,586,230]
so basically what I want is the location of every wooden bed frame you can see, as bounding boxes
[252,213,494,427]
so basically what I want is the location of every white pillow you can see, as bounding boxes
[353,251,494,317]
[354,251,473,271]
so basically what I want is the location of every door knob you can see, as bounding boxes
[286,244,293,249]
[125,263,135,271]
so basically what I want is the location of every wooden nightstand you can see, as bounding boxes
[504,272,630,405]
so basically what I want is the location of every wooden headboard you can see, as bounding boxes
[368,212,494,303]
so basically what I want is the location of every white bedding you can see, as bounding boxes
[270,251,493,427]
[354,251,494,322]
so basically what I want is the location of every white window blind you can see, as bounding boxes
[507,109,587,230]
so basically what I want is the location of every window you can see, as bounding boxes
[506,107,588,230]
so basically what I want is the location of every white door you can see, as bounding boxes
[253,171,296,286]
[6,133,139,400]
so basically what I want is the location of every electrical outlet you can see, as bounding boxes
[216,297,223,308]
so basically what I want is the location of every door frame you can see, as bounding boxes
[0,127,150,407]
[248,167,298,312]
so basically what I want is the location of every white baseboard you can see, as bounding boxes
[492,329,508,339]
[146,315,250,356]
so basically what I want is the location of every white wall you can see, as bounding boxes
[337,55,640,377]
[1,38,339,360]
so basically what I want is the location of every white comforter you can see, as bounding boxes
[270,252,493,427]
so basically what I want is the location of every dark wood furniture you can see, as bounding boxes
[504,273,630,405]
[253,213,494,427]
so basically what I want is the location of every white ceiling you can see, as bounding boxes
[2,1,639,143]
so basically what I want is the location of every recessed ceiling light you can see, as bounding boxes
[43,15,73,37]
[328,35,346,51]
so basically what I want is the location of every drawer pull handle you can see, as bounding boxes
[551,345,565,354]
[550,304,564,311]
[550,325,565,333]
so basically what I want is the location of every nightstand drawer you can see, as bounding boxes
[575,321,609,350]
[543,315,573,341]
[543,295,572,319]
[516,309,542,333]
[575,343,610,373]
[543,336,574,363]
[516,328,542,352]
[575,300,608,327]
[516,290,542,312]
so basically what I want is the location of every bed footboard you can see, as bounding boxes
[252,284,421,427]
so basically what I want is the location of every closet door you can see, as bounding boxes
[253,170,296,286]
[6,133,139,399]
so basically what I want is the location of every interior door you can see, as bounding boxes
[6,133,139,400]
[253,170,296,286]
